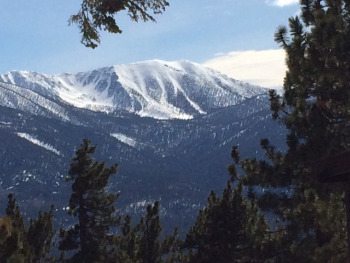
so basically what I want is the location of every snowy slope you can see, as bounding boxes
[0,60,265,120]
[0,60,283,231]
[0,81,70,121]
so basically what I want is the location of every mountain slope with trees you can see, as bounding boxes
[3,0,350,261]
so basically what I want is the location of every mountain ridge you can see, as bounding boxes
[0,59,284,232]
[0,59,265,120]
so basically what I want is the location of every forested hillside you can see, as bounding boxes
[2,0,350,262]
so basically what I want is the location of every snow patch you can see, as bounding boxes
[111,133,137,148]
[16,133,61,155]
[0,121,12,126]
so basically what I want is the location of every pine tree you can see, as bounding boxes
[136,202,162,263]
[184,167,272,263]
[161,229,186,263]
[0,194,27,261]
[59,139,119,262]
[70,0,169,48]
[114,201,183,263]
[238,0,350,260]
[0,194,54,262]
[113,215,139,262]
[26,207,55,261]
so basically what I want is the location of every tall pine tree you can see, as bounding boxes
[238,0,350,261]
[59,139,119,262]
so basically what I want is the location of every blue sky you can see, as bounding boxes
[0,0,299,80]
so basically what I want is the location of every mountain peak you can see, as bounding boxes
[1,60,265,120]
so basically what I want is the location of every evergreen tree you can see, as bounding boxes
[26,207,55,262]
[160,228,186,263]
[0,194,54,262]
[136,202,162,263]
[0,194,26,261]
[237,0,350,261]
[184,155,273,263]
[71,0,169,48]
[114,202,183,263]
[113,215,139,262]
[59,139,119,262]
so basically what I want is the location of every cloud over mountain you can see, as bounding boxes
[203,49,287,89]
[265,0,299,7]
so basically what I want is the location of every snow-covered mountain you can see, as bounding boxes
[0,81,71,121]
[0,60,264,120]
[0,59,285,232]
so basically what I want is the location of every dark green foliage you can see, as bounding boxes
[134,202,185,263]
[70,0,169,48]
[136,202,162,263]
[59,139,119,262]
[0,194,26,261]
[184,161,273,263]
[27,207,55,261]
[237,0,350,261]
[113,215,139,262]
[0,194,54,262]
[113,202,183,262]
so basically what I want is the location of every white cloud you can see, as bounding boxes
[203,49,287,89]
[266,0,299,7]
